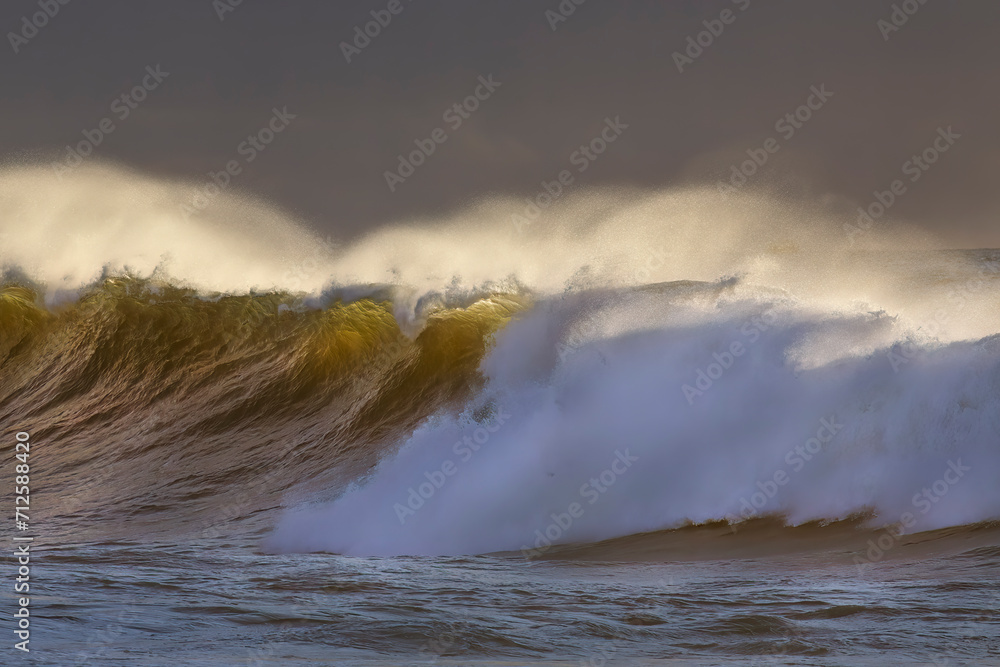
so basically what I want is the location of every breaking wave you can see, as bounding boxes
[2,162,999,556]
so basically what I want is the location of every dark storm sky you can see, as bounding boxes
[2,0,997,246]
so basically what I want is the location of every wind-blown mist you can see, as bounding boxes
[2,162,998,558]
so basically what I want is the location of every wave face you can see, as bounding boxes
[2,163,999,556]
[0,277,524,540]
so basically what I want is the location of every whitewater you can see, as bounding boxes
[2,162,998,665]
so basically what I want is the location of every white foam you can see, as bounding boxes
[270,286,1000,556]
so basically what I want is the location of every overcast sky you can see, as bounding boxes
[2,0,997,247]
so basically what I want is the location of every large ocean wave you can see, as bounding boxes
[2,162,998,556]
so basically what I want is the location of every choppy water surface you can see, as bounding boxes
[28,535,1000,666]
